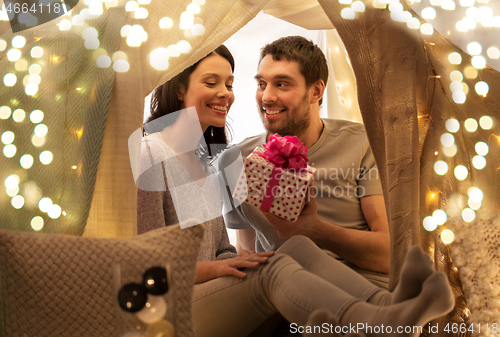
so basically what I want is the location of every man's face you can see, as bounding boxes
[254,55,311,137]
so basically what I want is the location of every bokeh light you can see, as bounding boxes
[434,161,448,175]
[472,155,486,169]
[20,154,34,169]
[40,151,53,165]
[445,118,460,132]
[1,131,14,144]
[462,208,476,222]
[479,115,493,130]
[464,118,478,132]
[441,229,455,244]
[31,216,44,231]
[423,216,438,231]
[454,165,468,180]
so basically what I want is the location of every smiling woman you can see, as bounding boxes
[143,44,235,159]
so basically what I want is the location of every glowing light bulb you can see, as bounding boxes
[434,161,448,175]
[441,229,454,244]
[443,144,457,157]
[25,83,38,95]
[462,208,476,222]
[58,19,72,31]
[464,66,478,79]
[97,55,112,68]
[38,197,53,212]
[20,154,34,169]
[134,7,148,19]
[468,199,481,210]
[125,1,139,11]
[31,135,45,147]
[423,216,438,231]
[471,55,486,69]
[39,151,53,165]
[433,209,447,225]
[13,109,25,122]
[191,23,205,36]
[407,18,420,29]
[150,48,169,70]
[450,70,463,82]
[120,25,131,37]
[34,124,48,137]
[352,1,365,12]
[454,165,468,180]
[472,155,486,169]
[4,175,20,189]
[4,73,17,86]
[475,81,489,95]
[177,40,191,53]
[31,216,44,231]
[15,59,28,71]
[6,186,19,197]
[4,144,18,158]
[475,142,489,155]
[113,59,130,72]
[468,187,484,202]
[487,47,500,59]
[449,52,462,65]
[452,91,466,104]
[420,23,434,35]
[1,131,15,144]
[12,36,26,48]
[29,64,42,75]
[445,118,460,132]
[30,110,44,124]
[48,204,62,219]
[7,49,22,61]
[479,115,493,129]
[421,7,436,19]
[341,8,356,19]
[11,195,25,209]
[0,106,12,119]
[464,118,478,132]
[440,133,455,147]
[159,17,173,29]
[467,42,482,55]
[187,3,200,13]
[72,14,84,25]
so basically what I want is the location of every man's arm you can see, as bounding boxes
[262,194,390,274]
[235,228,256,253]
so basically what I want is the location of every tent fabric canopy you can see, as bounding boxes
[2,0,500,333]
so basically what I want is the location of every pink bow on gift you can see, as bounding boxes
[262,134,309,170]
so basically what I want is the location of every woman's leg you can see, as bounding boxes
[191,254,357,337]
[192,248,453,337]
[276,236,435,305]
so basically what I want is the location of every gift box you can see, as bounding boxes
[232,134,316,222]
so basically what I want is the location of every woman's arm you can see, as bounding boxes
[194,250,275,284]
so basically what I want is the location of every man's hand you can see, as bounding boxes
[261,193,321,239]
[195,250,275,284]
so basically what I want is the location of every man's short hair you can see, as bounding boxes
[260,36,328,105]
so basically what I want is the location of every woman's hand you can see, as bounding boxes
[194,250,275,284]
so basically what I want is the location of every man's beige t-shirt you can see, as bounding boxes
[223,119,383,257]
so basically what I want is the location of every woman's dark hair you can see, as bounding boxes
[144,45,235,160]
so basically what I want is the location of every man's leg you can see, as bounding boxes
[276,236,434,305]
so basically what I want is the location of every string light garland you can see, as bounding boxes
[1,0,210,233]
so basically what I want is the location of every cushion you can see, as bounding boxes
[0,221,203,337]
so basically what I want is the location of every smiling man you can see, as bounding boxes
[223,36,390,286]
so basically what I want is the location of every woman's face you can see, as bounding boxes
[179,54,234,131]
